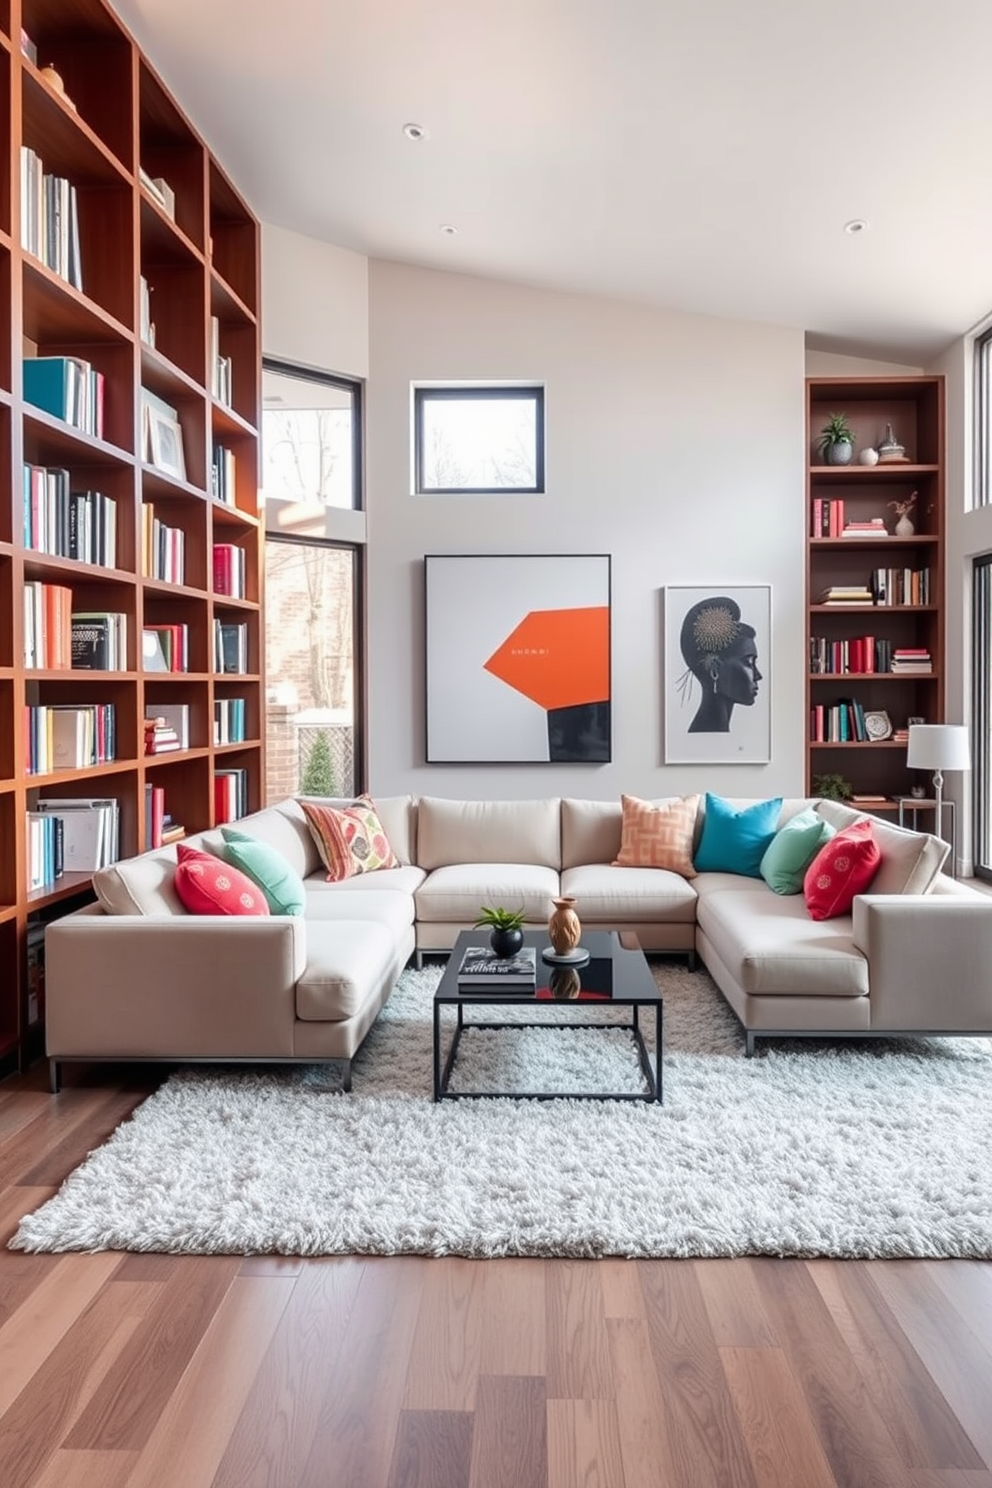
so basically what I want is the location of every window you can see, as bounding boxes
[414,386,545,494]
[262,359,361,510]
[974,329,992,507]
[974,556,991,877]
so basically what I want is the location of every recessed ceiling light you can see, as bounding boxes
[440,224,458,236]
[844,219,869,235]
[403,122,428,141]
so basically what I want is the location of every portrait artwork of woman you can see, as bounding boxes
[677,595,762,733]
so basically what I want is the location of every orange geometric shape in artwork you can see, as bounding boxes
[484,606,610,710]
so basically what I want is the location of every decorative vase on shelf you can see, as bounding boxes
[895,514,915,537]
[548,897,581,957]
[490,926,523,958]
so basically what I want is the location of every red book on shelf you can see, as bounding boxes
[151,785,165,849]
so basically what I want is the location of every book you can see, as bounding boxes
[456,944,537,987]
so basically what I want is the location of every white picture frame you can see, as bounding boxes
[664,584,771,764]
[146,405,186,481]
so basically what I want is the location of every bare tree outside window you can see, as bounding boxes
[415,387,545,493]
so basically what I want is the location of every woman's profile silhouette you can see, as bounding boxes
[678,596,762,733]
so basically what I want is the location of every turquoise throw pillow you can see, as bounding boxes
[220,827,306,915]
[759,808,835,895]
[694,793,783,877]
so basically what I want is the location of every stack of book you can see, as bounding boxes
[820,584,874,606]
[841,518,888,539]
[890,647,933,673]
[23,466,117,567]
[143,716,182,755]
[213,543,246,597]
[456,944,537,993]
[809,635,890,674]
[214,768,248,823]
[23,582,72,669]
[71,612,128,670]
[20,146,83,290]
[870,566,931,606]
[26,703,116,773]
[24,357,104,439]
[29,797,119,877]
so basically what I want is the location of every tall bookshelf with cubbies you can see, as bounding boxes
[1,0,263,1073]
[806,376,944,810]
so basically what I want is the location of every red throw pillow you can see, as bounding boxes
[803,819,881,921]
[174,844,270,916]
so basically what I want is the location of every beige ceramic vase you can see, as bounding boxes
[548,896,581,957]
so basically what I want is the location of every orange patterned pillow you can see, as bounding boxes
[299,796,399,882]
[613,794,700,878]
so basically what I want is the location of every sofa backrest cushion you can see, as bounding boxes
[92,846,186,916]
[232,801,320,879]
[417,797,562,870]
[561,798,624,869]
[815,799,949,893]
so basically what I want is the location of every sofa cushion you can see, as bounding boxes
[302,887,415,938]
[220,827,306,915]
[814,798,864,832]
[417,797,561,871]
[304,864,426,896]
[694,794,782,877]
[804,821,881,921]
[415,864,559,923]
[174,846,270,917]
[695,885,869,997]
[296,920,399,1021]
[613,794,699,877]
[759,808,834,895]
[561,798,624,869]
[300,796,400,881]
[560,864,698,923]
[860,816,948,895]
[93,847,186,916]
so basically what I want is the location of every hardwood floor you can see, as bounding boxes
[1,1066,991,1488]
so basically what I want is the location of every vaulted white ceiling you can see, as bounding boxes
[113,0,992,361]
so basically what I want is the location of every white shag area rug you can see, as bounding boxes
[11,961,992,1259]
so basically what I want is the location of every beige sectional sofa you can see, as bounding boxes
[44,792,992,1089]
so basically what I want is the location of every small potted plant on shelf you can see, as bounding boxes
[817,412,856,465]
[474,905,526,958]
[812,772,853,801]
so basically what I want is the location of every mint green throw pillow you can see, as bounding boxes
[759,808,835,895]
[694,794,783,877]
[220,827,306,916]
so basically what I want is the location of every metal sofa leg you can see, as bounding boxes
[687,949,697,972]
[340,1060,352,1094]
[745,1032,756,1058]
[415,950,423,970]
[49,1058,62,1094]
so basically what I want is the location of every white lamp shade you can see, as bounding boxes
[906,724,971,772]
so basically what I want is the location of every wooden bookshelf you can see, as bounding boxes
[806,376,944,804]
[2,0,263,1071]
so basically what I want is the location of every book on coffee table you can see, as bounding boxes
[456,944,537,989]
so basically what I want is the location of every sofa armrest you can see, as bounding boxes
[46,912,308,1059]
[852,894,992,1031]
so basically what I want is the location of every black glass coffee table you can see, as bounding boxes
[432,929,662,1103]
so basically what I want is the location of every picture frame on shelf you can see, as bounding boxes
[664,584,771,764]
[424,553,612,763]
[146,406,186,481]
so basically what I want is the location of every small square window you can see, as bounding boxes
[414,386,545,494]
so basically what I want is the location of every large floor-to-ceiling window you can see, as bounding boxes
[261,359,364,803]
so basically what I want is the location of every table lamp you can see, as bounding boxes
[906,724,971,847]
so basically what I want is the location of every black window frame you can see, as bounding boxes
[413,385,545,495]
[262,355,364,512]
[973,554,991,879]
[974,329,992,509]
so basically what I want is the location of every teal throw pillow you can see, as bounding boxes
[220,827,306,915]
[694,793,783,877]
[759,808,835,895]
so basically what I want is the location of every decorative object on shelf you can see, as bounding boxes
[911,784,926,799]
[864,710,894,741]
[664,585,771,764]
[811,773,853,801]
[877,423,908,463]
[548,896,581,957]
[888,489,918,537]
[425,554,611,763]
[906,724,971,853]
[474,905,526,959]
[39,65,76,111]
[859,447,880,466]
[817,412,856,465]
[548,966,582,999]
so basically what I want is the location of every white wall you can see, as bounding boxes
[366,260,806,801]
[261,223,369,379]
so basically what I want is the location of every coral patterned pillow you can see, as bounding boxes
[299,796,399,882]
[174,845,270,916]
[803,819,881,921]
[612,794,699,878]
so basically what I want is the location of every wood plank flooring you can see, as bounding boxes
[1,1065,991,1488]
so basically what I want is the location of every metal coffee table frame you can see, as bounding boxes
[432,930,663,1103]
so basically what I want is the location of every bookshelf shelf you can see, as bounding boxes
[1,2,262,1073]
[806,375,944,799]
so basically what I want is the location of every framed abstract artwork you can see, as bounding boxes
[663,584,771,764]
[425,554,612,763]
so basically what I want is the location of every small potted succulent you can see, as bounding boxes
[474,905,526,958]
[817,412,856,465]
